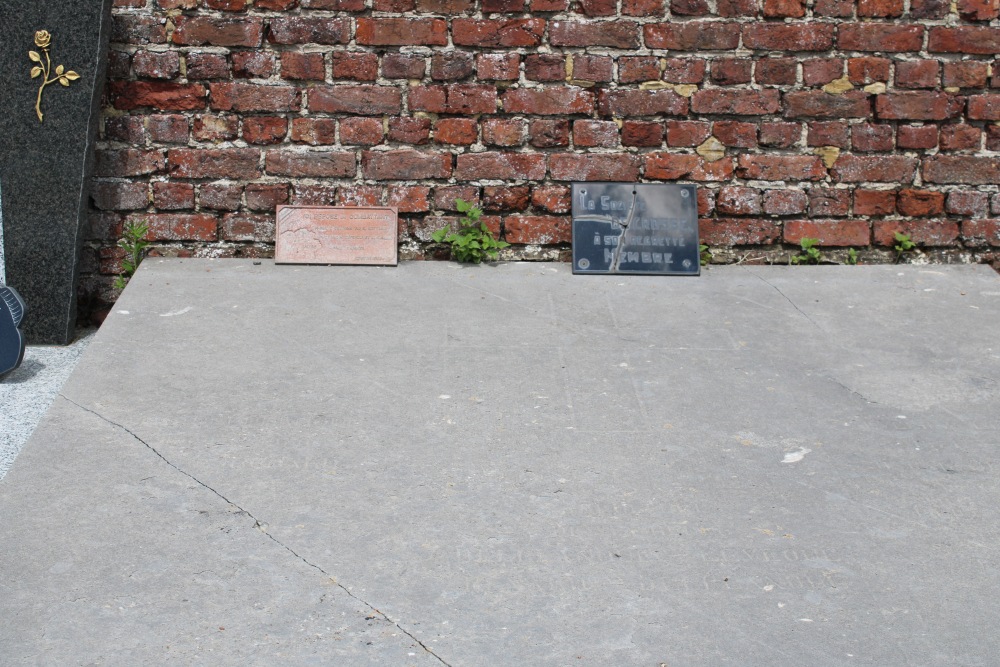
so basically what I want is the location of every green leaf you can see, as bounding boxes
[455,198,470,213]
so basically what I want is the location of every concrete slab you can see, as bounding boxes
[2,259,999,666]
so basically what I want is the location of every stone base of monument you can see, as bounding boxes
[2,260,999,665]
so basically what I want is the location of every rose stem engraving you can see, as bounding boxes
[29,30,80,123]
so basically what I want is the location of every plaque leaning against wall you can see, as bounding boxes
[275,205,398,266]
[571,183,700,276]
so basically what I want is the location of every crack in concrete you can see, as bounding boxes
[59,394,455,667]
[751,272,823,331]
[821,375,880,406]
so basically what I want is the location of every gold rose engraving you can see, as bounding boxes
[29,30,80,122]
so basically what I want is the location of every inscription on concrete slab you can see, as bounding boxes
[572,183,700,276]
[0,0,112,344]
[275,206,399,266]
[0,285,27,379]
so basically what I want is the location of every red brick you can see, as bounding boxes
[477,54,520,81]
[808,188,851,216]
[851,123,894,152]
[132,50,180,79]
[808,121,850,148]
[755,58,798,86]
[987,125,1000,151]
[185,52,229,80]
[258,0,299,7]
[671,0,710,14]
[242,117,288,145]
[95,149,166,177]
[168,148,261,179]
[434,186,479,211]
[716,186,762,215]
[524,55,566,82]
[531,185,571,213]
[192,114,239,142]
[894,60,940,89]
[743,24,835,51]
[957,0,1000,20]
[381,54,426,79]
[717,0,758,15]
[698,190,716,217]
[525,119,567,147]
[550,154,640,181]
[961,219,1000,247]
[217,213,273,243]
[281,52,325,81]
[621,121,663,147]
[711,59,752,85]
[331,52,379,81]
[785,220,870,246]
[759,122,801,148]
[112,15,168,44]
[573,120,618,147]
[854,189,896,215]
[290,185,337,206]
[387,186,432,214]
[356,18,448,46]
[436,118,479,145]
[700,219,781,245]
[410,85,498,114]
[268,18,351,44]
[831,155,918,182]
[896,125,938,149]
[909,0,949,17]
[172,17,263,47]
[483,0,524,10]
[946,191,989,217]
[598,90,688,117]
[482,186,530,212]
[858,0,903,16]
[245,183,289,212]
[943,62,989,89]
[619,56,660,83]
[482,118,524,146]
[389,117,432,145]
[802,59,843,86]
[939,124,982,151]
[928,27,1000,55]
[455,153,547,180]
[644,22,741,50]
[692,89,780,115]
[205,0,250,9]
[713,121,756,148]
[667,120,712,147]
[431,52,474,81]
[968,95,1000,121]
[310,85,402,115]
[550,20,640,48]
[199,182,243,211]
[530,0,567,8]
[763,0,805,17]
[505,215,571,244]
[875,92,963,121]
[265,151,356,178]
[645,154,736,181]
[148,114,190,143]
[662,59,707,84]
[783,91,871,119]
[337,186,381,207]
[572,55,613,83]
[763,189,808,215]
[91,181,149,211]
[109,81,208,111]
[896,189,944,216]
[290,118,338,145]
[232,51,274,78]
[924,156,1000,185]
[736,155,827,181]
[504,87,594,115]
[838,24,923,52]
[847,57,890,85]
[873,220,958,246]
[362,150,451,180]
[152,182,194,210]
[416,0,474,11]
[623,0,663,13]
[143,213,218,241]
[453,19,546,47]
[210,83,300,112]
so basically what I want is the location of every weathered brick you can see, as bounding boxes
[148,114,190,143]
[785,220,870,246]
[362,150,452,180]
[662,59,707,84]
[152,182,194,210]
[759,122,801,148]
[192,114,239,142]
[838,24,923,52]
[743,24,835,51]
[700,219,781,245]
[717,0,758,14]
[598,89,687,117]
[281,52,325,81]
[168,148,261,179]
[644,22,741,50]
[830,155,918,182]
[671,0,710,15]
[524,55,566,82]
[968,95,1000,121]
[186,52,229,80]
[939,124,982,151]
[290,118,339,145]
[268,18,351,45]
[572,55,614,83]
[909,0,949,16]
[716,186,761,215]
[858,0,903,16]
[381,54,426,79]
[711,59,752,85]
[112,15,167,44]
[623,0,663,13]
[109,81,208,111]
[923,156,1000,185]
[929,27,1000,55]
[245,183,289,212]
[961,219,1000,247]
[337,185,382,207]
[943,62,989,90]
[91,181,149,211]
[530,185,571,213]
[896,189,944,216]
[571,120,617,147]
[436,118,479,145]
[242,117,288,145]
[452,19,546,47]
[896,124,938,149]
[873,220,958,246]
[483,186,530,211]
[847,57,890,85]
[808,188,851,216]
[854,189,896,215]
[265,151,356,178]
[410,85,498,114]
[199,182,243,211]
[220,213,274,243]
[476,54,521,81]
[763,0,805,17]
[550,20,639,48]
[389,117,432,145]
[621,121,663,147]
[143,213,218,241]
[431,52,475,81]
[504,87,594,115]
[667,120,712,147]
[619,56,661,83]
[692,89,781,115]
[434,186,479,211]
[755,58,798,86]
[232,51,274,78]
[332,52,379,81]
[784,91,871,119]
[808,121,850,148]
[291,184,337,206]
[736,155,827,181]
[455,153,546,180]
[645,154,736,181]
[895,60,939,89]
[505,216,571,244]
[851,123,894,152]
[387,186,432,213]
[550,154,640,181]
[132,50,180,79]
[482,118,524,147]
[875,92,963,121]
[713,121,757,148]
[802,59,844,86]
[310,85,402,115]
[172,17,263,47]
[763,189,808,215]
[210,83,300,112]
[946,191,989,217]
[356,18,448,46]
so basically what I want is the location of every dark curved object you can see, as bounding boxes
[0,285,27,378]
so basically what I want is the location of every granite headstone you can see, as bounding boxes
[0,0,112,344]
[572,183,700,276]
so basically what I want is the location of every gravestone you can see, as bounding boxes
[572,183,700,276]
[0,0,113,344]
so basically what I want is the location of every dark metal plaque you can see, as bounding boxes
[275,206,398,266]
[0,285,27,379]
[572,183,700,276]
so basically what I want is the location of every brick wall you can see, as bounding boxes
[84,0,1000,315]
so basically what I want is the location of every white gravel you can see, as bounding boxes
[0,329,94,480]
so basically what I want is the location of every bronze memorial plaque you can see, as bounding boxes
[275,205,398,266]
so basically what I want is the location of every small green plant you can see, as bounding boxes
[791,237,822,265]
[431,198,509,264]
[893,231,916,263]
[699,244,712,266]
[846,247,859,265]
[113,219,151,290]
